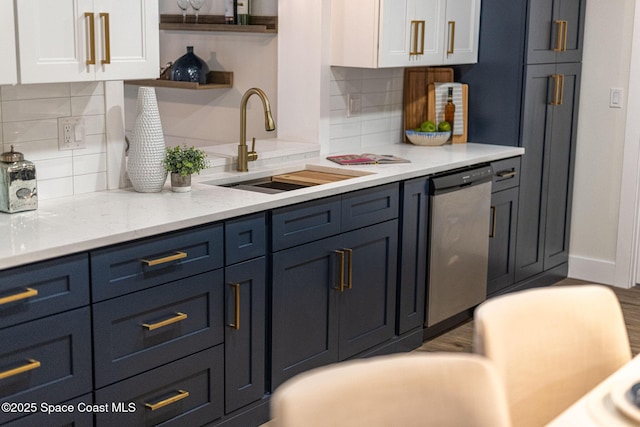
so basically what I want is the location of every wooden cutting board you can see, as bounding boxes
[403,67,453,143]
[272,170,354,186]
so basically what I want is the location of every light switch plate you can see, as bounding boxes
[58,117,86,150]
[610,88,624,109]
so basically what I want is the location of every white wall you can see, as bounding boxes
[568,0,637,285]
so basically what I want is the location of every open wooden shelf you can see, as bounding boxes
[125,71,234,90]
[159,14,277,33]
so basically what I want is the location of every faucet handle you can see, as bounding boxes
[248,137,258,162]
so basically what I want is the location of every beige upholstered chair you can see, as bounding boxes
[474,285,631,427]
[270,353,511,427]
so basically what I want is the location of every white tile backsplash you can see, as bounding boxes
[329,67,404,152]
[0,82,107,200]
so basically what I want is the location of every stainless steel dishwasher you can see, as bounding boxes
[426,164,493,327]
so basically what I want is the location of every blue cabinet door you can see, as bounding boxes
[224,257,266,414]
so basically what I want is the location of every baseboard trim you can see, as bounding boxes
[568,254,616,286]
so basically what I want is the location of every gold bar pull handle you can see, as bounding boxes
[558,74,565,105]
[0,359,41,380]
[497,170,517,179]
[228,283,241,330]
[145,389,190,411]
[0,287,38,305]
[100,13,111,64]
[489,206,497,238]
[553,20,564,52]
[334,250,345,292]
[344,248,353,289]
[415,21,425,55]
[410,21,419,55]
[85,12,96,65]
[447,21,456,55]
[562,20,568,51]
[142,312,188,331]
[140,251,187,267]
[549,74,561,106]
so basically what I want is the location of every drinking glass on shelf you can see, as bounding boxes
[177,0,190,23]
[189,0,205,24]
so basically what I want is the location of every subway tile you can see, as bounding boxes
[330,94,348,112]
[1,83,70,101]
[328,135,361,154]
[330,121,361,139]
[7,140,70,161]
[1,98,71,122]
[73,152,107,175]
[331,67,363,81]
[73,172,108,194]
[35,157,73,180]
[3,119,58,143]
[362,78,393,93]
[70,81,104,97]
[37,177,74,200]
[81,134,107,155]
[83,115,106,135]
[71,95,105,116]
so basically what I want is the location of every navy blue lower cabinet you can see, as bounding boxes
[271,220,398,389]
[224,257,266,414]
[397,177,429,334]
[487,187,519,296]
[95,346,224,427]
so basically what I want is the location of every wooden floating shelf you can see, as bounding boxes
[159,14,277,33]
[125,71,234,90]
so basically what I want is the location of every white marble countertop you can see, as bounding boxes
[0,142,523,270]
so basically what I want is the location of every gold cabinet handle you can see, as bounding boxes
[142,312,188,331]
[334,250,345,292]
[85,12,96,65]
[0,359,41,380]
[497,170,517,179]
[409,20,425,56]
[447,21,456,55]
[344,248,353,289]
[228,283,241,330]
[145,389,190,411]
[489,206,497,238]
[140,251,187,267]
[562,20,568,51]
[100,13,111,64]
[0,287,38,305]
[553,20,568,52]
[549,74,564,106]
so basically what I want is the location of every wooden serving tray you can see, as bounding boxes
[272,170,354,186]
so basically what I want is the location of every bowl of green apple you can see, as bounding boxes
[406,121,452,146]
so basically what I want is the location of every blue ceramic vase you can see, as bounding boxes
[170,46,209,84]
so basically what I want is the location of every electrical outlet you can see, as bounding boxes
[58,117,86,150]
[347,93,361,118]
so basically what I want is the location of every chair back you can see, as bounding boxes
[474,285,631,427]
[270,353,511,427]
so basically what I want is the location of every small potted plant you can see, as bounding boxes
[164,145,209,192]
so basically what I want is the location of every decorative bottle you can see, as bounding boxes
[237,0,250,25]
[170,46,210,85]
[444,86,455,129]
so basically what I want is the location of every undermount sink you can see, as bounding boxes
[204,167,373,194]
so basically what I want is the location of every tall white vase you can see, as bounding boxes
[127,87,167,192]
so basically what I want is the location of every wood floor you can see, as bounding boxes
[416,278,640,355]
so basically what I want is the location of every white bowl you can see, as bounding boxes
[405,130,451,146]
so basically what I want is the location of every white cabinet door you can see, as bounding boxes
[442,0,480,64]
[378,0,444,67]
[93,0,159,81]
[0,0,18,85]
[15,0,158,84]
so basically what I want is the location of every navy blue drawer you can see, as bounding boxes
[0,253,89,329]
[341,183,399,232]
[91,223,223,301]
[95,346,224,427]
[225,213,266,265]
[4,393,93,427]
[271,196,342,251]
[93,270,224,388]
[0,308,92,425]
[491,157,521,192]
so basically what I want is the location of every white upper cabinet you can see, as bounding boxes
[331,0,480,68]
[0,0,18,85]
[15,0,159,84]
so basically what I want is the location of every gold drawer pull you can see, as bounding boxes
[0,287,38,305]
[228,283,241,330]
[142,312,188,331]
[497,170,517,179]
[145,389,190,411]
[140,251,187,267]
[0,359,41,380]
[447,21,456,55]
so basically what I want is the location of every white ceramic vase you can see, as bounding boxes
[127,87,167,192]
